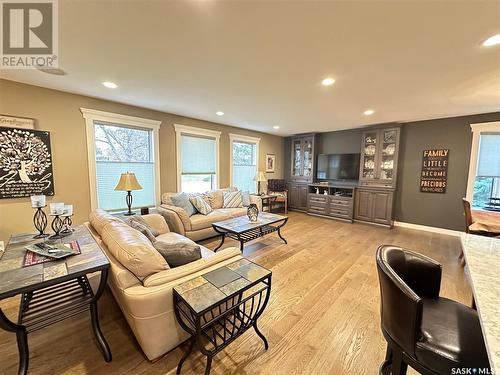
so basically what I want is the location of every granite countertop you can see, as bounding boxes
[460,234,500,373]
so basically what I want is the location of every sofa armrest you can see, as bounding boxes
[250,195,263,211]
[157,205,190,234]
[141,214,170,235]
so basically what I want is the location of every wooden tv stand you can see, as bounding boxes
[307,183,356,222]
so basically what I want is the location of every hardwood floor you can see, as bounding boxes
[0,212,471,375]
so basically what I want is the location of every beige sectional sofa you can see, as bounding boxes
[86,209,242,361]
[158,188,263,241]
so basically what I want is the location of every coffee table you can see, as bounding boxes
[173,258,272,375]
[0,225,111,375]
[212,212,288,251]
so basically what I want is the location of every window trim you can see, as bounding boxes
[466,121,500,203]
[229,133,260,193]
[174,124,221,192]
[81,108,161,211]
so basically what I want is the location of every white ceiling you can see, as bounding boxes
[1,0,500,136]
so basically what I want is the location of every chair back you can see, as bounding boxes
[376,245,423,357]
[268,179,287,192]
[462,198,473,233]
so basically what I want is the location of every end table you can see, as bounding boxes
[0,225,112,375]
[173,258,272,375]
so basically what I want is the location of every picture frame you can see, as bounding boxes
[266,153,276,173]
[0,115,35,129]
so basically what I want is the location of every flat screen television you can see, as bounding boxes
[316,153,360,181]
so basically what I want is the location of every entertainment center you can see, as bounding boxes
[286,125,400,227]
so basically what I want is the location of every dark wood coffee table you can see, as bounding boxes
[212,212,288,251]
[0,225,111,375]
[173,258,272,375]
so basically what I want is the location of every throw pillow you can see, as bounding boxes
[223,191,243,208]
[189,195,213,215]
[171,192,197,216]
[128,220,157,243]
[152,237,202,267]
[241,191,251,207]
[128,215,160,237]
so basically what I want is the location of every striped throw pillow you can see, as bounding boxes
[223,191,243,208]
[189,195,213,215]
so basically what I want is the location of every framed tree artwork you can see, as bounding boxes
[266,153,276,173]
[0,127,55,199]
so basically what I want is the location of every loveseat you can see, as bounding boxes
[86,209,242,361]
[158,188,263,241]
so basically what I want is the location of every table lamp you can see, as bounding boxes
[254,171,267,195]
[114,172,142,215]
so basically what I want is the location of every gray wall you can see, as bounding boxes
[285,112,500,231]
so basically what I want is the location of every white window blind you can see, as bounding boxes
[232,141,257,193]
[94,122,155,210]
[180,134,217,192]
[477,133,500,177]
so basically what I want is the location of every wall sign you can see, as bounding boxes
[0,115,35,129]
[420,149,449,193]
[0,127,55,199]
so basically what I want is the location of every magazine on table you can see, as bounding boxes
[25,242,76,259]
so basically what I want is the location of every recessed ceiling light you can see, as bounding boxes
[364,109,375,116]
[216,111,224,116]
[273,125,280,129]
[482,34,500,47]
[321,77,335,86]
[102,81,118,89]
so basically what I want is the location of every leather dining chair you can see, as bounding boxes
[376,245,490,375]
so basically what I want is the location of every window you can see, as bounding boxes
[467,122,500,209]
[230,134,260,193]
[472,133,500,208]
[175,124,220,193]
[81,108,161,211]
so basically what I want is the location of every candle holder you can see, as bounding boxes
[49,214,67,240]
[32,206,49,239]
[60,214,74,235]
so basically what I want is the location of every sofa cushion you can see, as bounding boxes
[206,187,237,209]
[241,191,251,206]
[216,208,247,218]
[89,209,123,235]
[128,220,157,242]
[101,221,169,281]
[152,232,202,267]
[190,210,229,231]
[223,191,243,208]
[171,192,197,217]
[142,247,242,287]
[189,195,213,215]
[127,215,160,236]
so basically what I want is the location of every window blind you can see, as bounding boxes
[232,141,257,193]
[181,134,216,174]
[477,133,500,177]
[94,122,156,210]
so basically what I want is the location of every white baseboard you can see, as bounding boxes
[393,221,461,237]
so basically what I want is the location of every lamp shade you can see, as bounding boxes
[254,171,267,182]
[114,172,143,191]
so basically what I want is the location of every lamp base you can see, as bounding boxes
[124,191,135,216]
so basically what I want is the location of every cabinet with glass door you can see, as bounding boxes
[359,127,400,188]
[290,134,316,183]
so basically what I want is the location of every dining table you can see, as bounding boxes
[470,209,500,234]
[460,234,500,373]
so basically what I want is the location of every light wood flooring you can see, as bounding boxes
[0,212,471,375]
